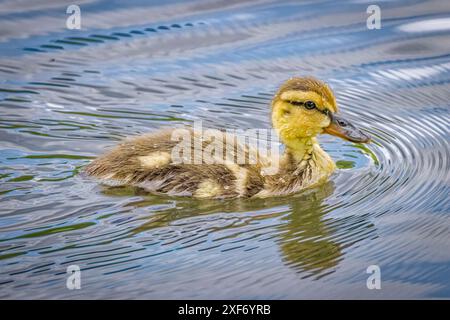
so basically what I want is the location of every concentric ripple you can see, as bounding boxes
[0,0,449,299]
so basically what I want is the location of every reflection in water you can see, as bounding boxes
[104,181,374,279]
[279,183,343,277]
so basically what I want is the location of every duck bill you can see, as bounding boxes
[324,113,371,143]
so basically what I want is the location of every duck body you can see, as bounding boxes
[84,128,336,199]
[84,77,370,199]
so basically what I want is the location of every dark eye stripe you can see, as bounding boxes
[287,100,303,107]
[287,100,331,116]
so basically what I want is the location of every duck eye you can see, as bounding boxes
[304,101,316,110]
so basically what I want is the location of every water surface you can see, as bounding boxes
[0,0,449,299]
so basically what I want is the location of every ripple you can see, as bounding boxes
[0,0,449,299]
[398,17,450,33]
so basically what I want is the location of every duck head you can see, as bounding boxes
[271,76,371,145]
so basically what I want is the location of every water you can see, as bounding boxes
[0,0,449,299]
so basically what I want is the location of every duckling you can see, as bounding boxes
[84,76,370,198]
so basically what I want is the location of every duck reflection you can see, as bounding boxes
[101,182,375,278]
[277,182,342,278]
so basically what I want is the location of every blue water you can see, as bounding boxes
[0,0,449,299]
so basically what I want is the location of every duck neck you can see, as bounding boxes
[283,137,315,164]
[282,136,336,175]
